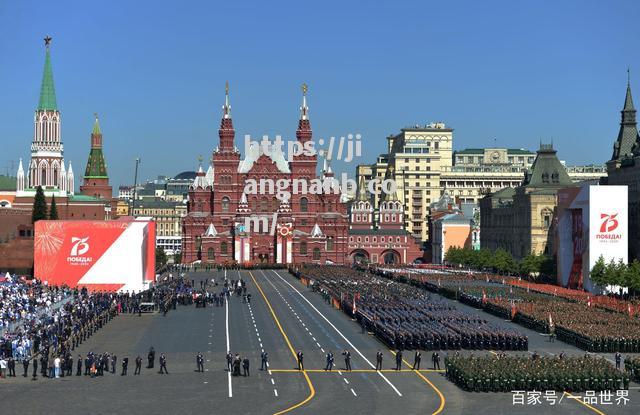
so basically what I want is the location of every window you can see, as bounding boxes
[300,197,308,212]
[300,242,307,255]
[207,248,215,260]
[220,242,228,254]
[327,237,334,250]
[222,197,230,212]
[313,248,321,260]
[260,198,268,212]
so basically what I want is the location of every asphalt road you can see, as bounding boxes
[1,269,638,415]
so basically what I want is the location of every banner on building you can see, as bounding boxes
[588,185,628,278]
[34,218,156,292]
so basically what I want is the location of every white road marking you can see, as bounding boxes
[344,378,349,384]
[271,378,275,385]
[321,348,325,353]
[226,295,232,398]
[351,388,357,397]
[338,371,342,375]
[274,389,278,397]
[271,270,403,397]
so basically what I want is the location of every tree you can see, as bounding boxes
[32,186,48,223]
[539,255,556,277]
[155,246,168,269]
[173,251,182,265]
[590,255,607,286]
[48,195,59,220]
[493,249,515,274]
[520,254,542,276]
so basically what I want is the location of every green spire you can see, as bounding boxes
[92,113,101,135]
[37,40,57,111]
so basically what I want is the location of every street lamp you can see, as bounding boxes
[131,157,141,217]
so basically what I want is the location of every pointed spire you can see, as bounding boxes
[296,83,312,143]
[356,175,368,201]
[300,83,309,120]
[240,192,248,205]
[16,159,25,192]
[223,81,232,119]
[310,223,324,238]
[38,36,57,111]
[203,223,218,237]
[624,70,635,112]
[92,113,102,135]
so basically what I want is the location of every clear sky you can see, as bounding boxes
[1,0,639,190]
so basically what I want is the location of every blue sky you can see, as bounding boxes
[1,0,639,189]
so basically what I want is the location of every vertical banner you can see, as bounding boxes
[588,185,628,291]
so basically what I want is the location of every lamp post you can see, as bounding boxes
[131,157,141,217]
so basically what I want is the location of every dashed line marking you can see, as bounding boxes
[274,389,278,397]
[351,388,357,396]
[344,378,349,384]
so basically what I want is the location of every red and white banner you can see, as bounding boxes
[34,218,156,292]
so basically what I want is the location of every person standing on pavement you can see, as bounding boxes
[260,351,269,371]
[343,350,352,371]
[395,350,403,371]
[76,355,82,376]
[375,350,383,371]
[432,352,440,370]
[159,354,168,374]
[196,353,204,372]
[134,356,142,375]
[413,351,422,370]
[22,356,30,377]
[148,347,155,369]
[242,357,250,376]
[325,351,334,371]
[615,352,622,370]
[297,350,304,371]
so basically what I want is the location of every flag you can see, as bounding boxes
[352,293,358,315]
[587,296,591,307]
[511,301,517,319]
[482,289,487,304]
[548,313,554,328]
[629,303,633,318]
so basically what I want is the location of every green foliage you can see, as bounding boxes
[48,195,59,220]
[173,251,182,265]
[590,256,640,292]
[155,246,168,269]
[590,255,607,286]
[31,186,48,224]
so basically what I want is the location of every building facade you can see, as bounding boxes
[181,85,349,265]
[347,177,423,264]
[480,144,574,259]
[605,78,640,260]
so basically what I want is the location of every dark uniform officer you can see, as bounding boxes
[395,350,403,371]
[243,358,250,376]
[196,353,204,372]
[32,356,38,380]
[432,352,440,370]
[121,357,129,375]
[8,357,15,377]
[22,357,29,377]
[343,350,352,371]
[261,352,269,371]
[148,347,156,369]
[134,356,142,375]
[159,354,168,374]
[76,354,82,376]
[376,351,383,371]
[615,352,622,370]
[325,352,334,371]
[413,351,422,370]
[297,351,304,370]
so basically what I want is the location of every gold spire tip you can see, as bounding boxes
[225,81,229,94]
[302,83,308,95]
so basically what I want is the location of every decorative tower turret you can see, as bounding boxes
[80,114,113,199]
[25,36,65,192]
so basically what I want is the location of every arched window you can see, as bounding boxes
[207,248,215,260]
[222,197,230,213]
[300,242,307,255]
[53,169,58,187]
[220,242,228,254]
[300,197,308,212]
[272,197,279,211]
[313,247,321,260]
[251,197,257,211]
[41,168,46,186]
[260,197,268,212]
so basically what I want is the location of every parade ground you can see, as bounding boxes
[2,269,638,415]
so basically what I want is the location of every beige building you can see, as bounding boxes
[358,128,607,244]
[132,198,187,256]
[480,144,574,259]
[358,122,453,241]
